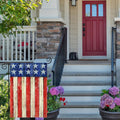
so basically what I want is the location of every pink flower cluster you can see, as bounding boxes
[100,86,120,110]
[49,86,64,96]
[109,86,119,96]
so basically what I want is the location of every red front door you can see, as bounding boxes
[83,1,106,56]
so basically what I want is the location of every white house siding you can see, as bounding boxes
[69,1,78,54]
[65,0,118,59]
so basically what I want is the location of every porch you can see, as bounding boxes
[1,0,120,119]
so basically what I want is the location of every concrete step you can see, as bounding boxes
[62,102,99,108]
[67,60,110,65]
[59,108,99,114]
[63,64,111,73]
[63,90,101,96]
[62,72,113,76]
[63,85,110,91]
[58,114,101,120]
[64,96,100,102]
[60,80,111,86]
[61,76,112,82]
[58,108,101,119]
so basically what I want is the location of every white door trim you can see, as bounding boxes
[77,0,111,60]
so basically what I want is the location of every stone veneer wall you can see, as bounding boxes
[36,22,64,59]
[116,21,120,87]
[116,22,120,58]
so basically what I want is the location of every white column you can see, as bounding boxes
[64,0,70,60]
[31,9,37,26]
[39,0,63,21]
[117,0,120,17]
[115,0,120,22]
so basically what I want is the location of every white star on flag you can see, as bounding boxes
[19,64,23,68]
[34,64,38,69]
[41,70,46,75]
[41,64,46,69]
[11,70,16,74]
[12,64,16,68]
[34,70,38,74]
[19,70,23,75]
[26,70,30,74]
[26,64,31,68]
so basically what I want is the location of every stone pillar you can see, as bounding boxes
[114,0,120,87]
[115,21,120,87]
[36,22,64,59]
[36,0,65,59]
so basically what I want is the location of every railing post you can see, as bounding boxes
[52,27,67,86]
[65,28,67,63]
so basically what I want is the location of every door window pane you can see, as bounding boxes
[86,4,90,16]
[98,4,103,16]
[92,4,97,16]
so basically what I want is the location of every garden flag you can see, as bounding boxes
[10,63,47,118]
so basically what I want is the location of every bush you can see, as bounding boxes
[47,79,67,113]
[100,86,120,112]
[0,76,13,120]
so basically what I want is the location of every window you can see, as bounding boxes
[86,4,90,16]
[98,4,103,16]
[92,4,97,16]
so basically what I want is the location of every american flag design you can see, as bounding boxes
[10,63,47,118]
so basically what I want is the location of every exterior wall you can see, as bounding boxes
[36,22,64,59]
[60,0,65,20]
[68,0,117,59]
[69,1,78,54]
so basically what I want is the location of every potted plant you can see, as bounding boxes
[44,79,67,120]
[99,86,120,120]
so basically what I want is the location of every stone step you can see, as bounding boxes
[64,96,100,102]
[58,114,101,120]
[61,76,112,82]
[63,85,110,91]
[63,90,101,96]
[63,64,111,73]
[67,60,110,65]
[58,108,101,119]
[61,102,99,108]
[60,80,111,86]
[62,72,113,76]
[59,108,100,115]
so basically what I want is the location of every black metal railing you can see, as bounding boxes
[52,27,67,86]
[111,27,116,87]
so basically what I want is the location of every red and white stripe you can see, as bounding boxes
[10,77,47,118]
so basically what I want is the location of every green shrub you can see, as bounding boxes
[0,77,13,120]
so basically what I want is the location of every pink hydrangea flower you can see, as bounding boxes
[100,101,105,109]
[105,96,114,106]
[109,86,119,96]
[49,87,59,96]
[57,86,64,95]
[101,94,110,101]
[110,103,115,109]
[114,97,120,106]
